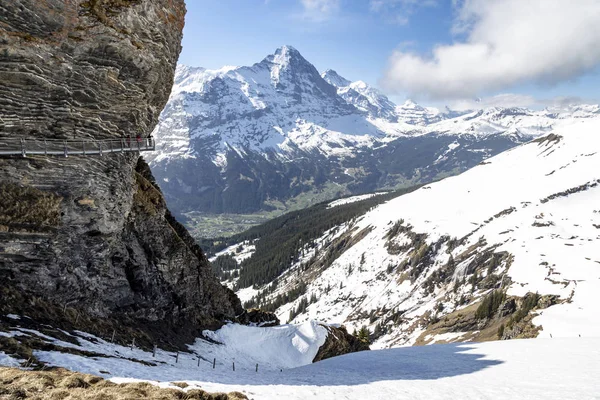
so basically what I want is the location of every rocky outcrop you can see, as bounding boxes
[0,0,242,346]
[236,309,280,327]
[312,325,370,363]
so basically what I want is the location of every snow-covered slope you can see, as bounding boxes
[235,117,600,347]
[2,320,598,400]
[148,45,600,236]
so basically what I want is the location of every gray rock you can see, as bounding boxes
[537,294,559,309]
[499,298,517,317]
[312,325,370,363]
[0,0,242,343]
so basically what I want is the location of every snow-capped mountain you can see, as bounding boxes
[219,117,600,347]
[395,99,449,126]
[148,45,600,237]
[321,69,352,88]
[322,69,397,121]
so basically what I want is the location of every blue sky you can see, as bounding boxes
[179,1,600,109]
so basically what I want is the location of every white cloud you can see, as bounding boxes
[448,94,537,111]
[300,0,340,21]
[370,0,437,25]
[446,93,599,112]
[382,0,600,99]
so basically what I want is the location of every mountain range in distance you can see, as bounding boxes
[147,45,600,238]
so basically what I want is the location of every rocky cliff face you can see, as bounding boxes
[0,0,242,346]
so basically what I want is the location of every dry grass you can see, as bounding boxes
[0,183,62,231]
[0,367,248,400]
[133,172,164,216]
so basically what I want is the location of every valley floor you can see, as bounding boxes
[1,319,598,399]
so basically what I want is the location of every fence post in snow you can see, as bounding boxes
[111,329,116,343]
[153,345,157,358]
[256,363,258,373]
[232,361,235,372]
[130,338,135,351]
[175,352,179,363]
[213,358,216,369]
[197,357,200,367]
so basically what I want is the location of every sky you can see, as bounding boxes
[179,0,600,110]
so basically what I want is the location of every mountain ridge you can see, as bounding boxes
[148,45,600,237]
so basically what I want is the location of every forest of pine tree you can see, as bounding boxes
[201,185,422,291]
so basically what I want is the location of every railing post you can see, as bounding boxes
[64,141,68,158]
[82,140,85,156]
[99,141,103,157]
[20,139,26,157]
[44,139,47,156]
[109,140,113,153]
[120,138,125,152]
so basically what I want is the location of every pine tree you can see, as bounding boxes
[497,323,505,339]
[374,322,384,337]
[357,326,371,344]
[447,254,455,268]
[475,290,506,320]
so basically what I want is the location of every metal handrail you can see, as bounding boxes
[0,137,155,157]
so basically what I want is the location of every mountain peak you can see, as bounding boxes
[275,45,299,55]
[268,45,307,68]
[321,69,351,87]
[401,99,419,108]
[257,46,344,103]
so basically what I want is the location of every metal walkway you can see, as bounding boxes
[0,137,155,157]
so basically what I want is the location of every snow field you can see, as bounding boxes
[2,319,598,400]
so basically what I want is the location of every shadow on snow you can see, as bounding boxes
[189,343,503,387]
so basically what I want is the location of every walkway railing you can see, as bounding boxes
[0,137,155,157]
